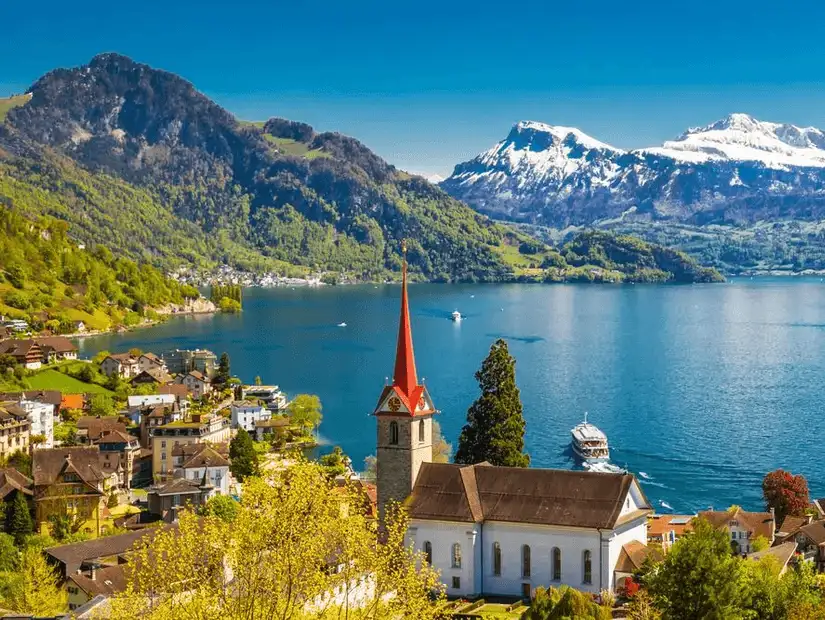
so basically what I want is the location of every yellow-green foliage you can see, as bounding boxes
[0,208,200,332]
[0,94,31,123]
[263,136,331,160]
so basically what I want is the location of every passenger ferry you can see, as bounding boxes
[451,310,462,322]
[570,413,610,463]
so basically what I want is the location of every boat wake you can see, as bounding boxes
[639,471,652,480]
[659,500,674,511]
[640,480,671,490]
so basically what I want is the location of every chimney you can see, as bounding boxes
[807,514,814,525]
[90,563,97,581]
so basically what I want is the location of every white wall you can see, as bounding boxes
[20,400,54,448]
[183,465,230,495]
[409,514,649,597]
[230,405,270,432]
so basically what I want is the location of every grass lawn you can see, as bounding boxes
[473,603,524,619]
[263,136,331,160]
[25,369,114,394]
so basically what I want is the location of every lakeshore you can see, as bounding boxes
[77,278,825,514]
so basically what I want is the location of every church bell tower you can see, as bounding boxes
[373,242,438,518]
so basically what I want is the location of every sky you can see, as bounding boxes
[3,0,825,177]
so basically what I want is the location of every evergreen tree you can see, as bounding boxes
[455,339,530,467]
[7,493,32,546]
[215,352,231,386]
[229,429,259,481]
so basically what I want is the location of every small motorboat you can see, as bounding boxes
[583,462,627,474]
[451,310,462,322]
[337,322,347,327]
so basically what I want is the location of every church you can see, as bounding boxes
[372,252,653,598]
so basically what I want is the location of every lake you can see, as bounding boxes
[78,279,825,514]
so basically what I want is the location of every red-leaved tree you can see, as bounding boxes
[762,469,810,524]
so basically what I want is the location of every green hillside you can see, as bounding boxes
[0,94,30,122]
[0,208,201,333]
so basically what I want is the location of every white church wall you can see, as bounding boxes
[408,520,479,597]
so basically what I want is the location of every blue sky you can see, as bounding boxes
[3,0,825,176]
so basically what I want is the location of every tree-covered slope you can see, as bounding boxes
[0,54,515,282]
[0,208,201,332]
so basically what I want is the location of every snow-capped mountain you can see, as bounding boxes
[441,114,825,226]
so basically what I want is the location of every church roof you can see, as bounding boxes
[407,462,650,529]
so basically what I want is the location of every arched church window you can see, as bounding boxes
[583,550,592,584]
[552,547,561,581]
[389,421,399,445]
[451,543,462,568]
[522,544,531,578]
[419,419,425,443]
[493,542,502,575]
[423,541,432,564]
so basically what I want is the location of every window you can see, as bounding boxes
[583,550,592,584]
[161,440,167,449]
[389,421,399,445]
[419,419,425,443]
[452,576,461,589]
[173,494,181,507]
[522,544,531,578]
[493,542,502,576]
[423,541,432,564]
[552,547,561,581]
[451,543,462,569]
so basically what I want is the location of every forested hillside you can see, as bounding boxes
[0,208,201,332]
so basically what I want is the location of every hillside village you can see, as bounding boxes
[0,259,823,619]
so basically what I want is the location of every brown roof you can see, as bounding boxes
[46,527,170,577]
[77,417,127,442]
[798,520,825,546]
[33,447,105,489]
[35,336,78,353]
[140,352,163,363]
[131,368,173,384]
[171,442,229,459]
[108,353,138,363]
[699,508,775,541]
[187,370,207,381]
[68,564,128,597]
[159,384,189,398]
[0,403,28,423]
[150,478,205,496]
[748,541,797,570]
[180,445,230,469]
[0,390,62,407]
[407,463,650,528]
[95,429,139,446]
[615,541,663,573]
[0,468,33,499]
[647,514,696,539]
[0,339,41,357]
[777,515,810,537]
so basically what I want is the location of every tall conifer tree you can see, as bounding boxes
[455,339,529,467]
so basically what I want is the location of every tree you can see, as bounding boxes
[646,517,744,620]
[92,350,110,364]
[89,393,116,417]
[625,590,661,620]
[228,429,259,481]
[455,339,529,467]
[199,495,239,523]
[431,420,451,463]
[4,451,31,477]
[0,532,17,572]
[523,586,611,620]
[763,469,810,525]
[215,352,231,386]
[254,375,262,386]
[1,547,68,616]
[319,446,349,478]
[287,394,323,436]
[106,462,444,620]
[6,493,32,546]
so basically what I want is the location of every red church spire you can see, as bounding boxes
[392,240,418,400]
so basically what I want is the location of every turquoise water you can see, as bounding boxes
[79,279,825,514]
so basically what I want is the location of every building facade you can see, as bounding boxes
[100,354,140,379]
[17,399,55,447]
[230,401,270,432]
[0,404,30,458]
[150,413,231,475]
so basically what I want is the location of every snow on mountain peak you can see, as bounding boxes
[645,113,825,168]
[509,120,621,153]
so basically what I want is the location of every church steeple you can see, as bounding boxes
[392,241,418,403]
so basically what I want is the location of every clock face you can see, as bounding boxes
[388,396,401,412]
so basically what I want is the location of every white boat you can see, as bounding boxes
[583,462,626,474]
[337,322,347,327]
[451,311,462,322]
[570,413,610,463]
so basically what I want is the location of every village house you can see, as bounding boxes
[130,366,174,387]
[230,400,270,432]
[0,467,33,509]
[254,416,290,442]
[171,443,230,494]
[242,385,289,412]
[13,398,56,447]
[32,447,109,537]
[99,353,140,379]
[76,416,128,444]
[148,477,215,522]
[747,542,798,575]
[373,255,654,598]
[138,352,167,374]
[66,563,128,611]
[646,514,696,552]
[698,507,775,555]
[0,339,44,369]
[775,517,825,571]
[165,348,217,377]
[0,404,30,459]
[177,370,212,399]
[35,336,79,362]
[94,430,142,491]
[0,389,63,412]
[138,401,184,447]
[150,412,231,475]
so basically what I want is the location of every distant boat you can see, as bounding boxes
[660,500,674,511]
[337,322,347,327]
[639,472,652,480]
[583,462,626,474]
[570,413,609,463]
[451,311,462,322]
